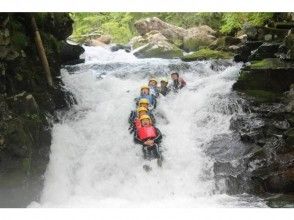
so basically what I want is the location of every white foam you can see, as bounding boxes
[33,46,266,208]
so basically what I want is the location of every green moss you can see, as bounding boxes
[181,48,234,61]
[250,58,294,69]
[245,89,281,103]
[10,31,29,50]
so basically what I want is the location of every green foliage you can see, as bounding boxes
[220,13,274,34]
[70,12,224,44]
[70,13,274,44]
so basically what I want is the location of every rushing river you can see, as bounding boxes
[30,46,267,207]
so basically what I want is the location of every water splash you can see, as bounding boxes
[32,46,266,207]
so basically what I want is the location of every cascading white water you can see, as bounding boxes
[31,46,267,207]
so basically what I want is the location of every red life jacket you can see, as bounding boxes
[137,125,157,140]
[134,118,142,130]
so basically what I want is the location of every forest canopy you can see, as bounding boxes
[70,12,274,43]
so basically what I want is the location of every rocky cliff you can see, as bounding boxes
[0,13,81,207]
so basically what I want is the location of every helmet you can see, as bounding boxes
[137,107,148,113]
[160,78,168,83]
[149,78,158,84]
[141,85,150,90]
[140,114,151,122]
[138,98,149,105]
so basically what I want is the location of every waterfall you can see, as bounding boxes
[30,46,266,207]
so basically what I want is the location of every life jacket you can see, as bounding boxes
[134,118,142,130]
[137,125,157,140]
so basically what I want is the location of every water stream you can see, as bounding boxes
[31,46,267,207]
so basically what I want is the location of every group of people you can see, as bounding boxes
[128,72,186,166]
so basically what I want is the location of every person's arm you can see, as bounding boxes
[179,78,186,89]
[128,111,135,125]
[153,128,162,144]
[134,131,144,145]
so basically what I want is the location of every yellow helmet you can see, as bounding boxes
[138,98,149,105]
[141,85,150,90]
[137,107,148,113]
[140,114,151,122]
[149,78,158,84]
[160,78,168,83]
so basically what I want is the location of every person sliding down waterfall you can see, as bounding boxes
[170,72,186,92]
[134,115,163,168]
[159,78,170,96]
[128,106,155,133]
[135,85,157,109]
[148,78,160,98]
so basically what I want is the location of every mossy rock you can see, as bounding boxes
[181,48,234,62]
[285,128,294,146]
[133,42,183,59]
[244,89,282,103]
[249,58,294,69]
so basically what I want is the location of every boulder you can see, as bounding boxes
[133,40,183,59]
[183,26,217,51]
[243,22,258,40]
[96,35,112,44]
[134,17,185,46]
[60,41,85,65]
[132,31,183,59]
[248,43,280,61]
[234,41,263,62]
[233,58,294,93]
[181,48,233,62]
[110,44,131,53]
[285,29,294,60]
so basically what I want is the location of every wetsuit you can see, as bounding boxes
[171,77,186,92]
[159,86,170,96]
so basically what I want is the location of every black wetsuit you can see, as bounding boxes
[159,86,170,96]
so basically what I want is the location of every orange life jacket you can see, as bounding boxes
[137,125,157,140]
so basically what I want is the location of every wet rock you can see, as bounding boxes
[248,43,280,61]
[233,58,294,93]
[284,128,294,146]
[234,41,263,62]
[273,120,290,130]
[285,29,294,60]
[263,167,294,193]
[110,44,131,53]
[60,41,85,65]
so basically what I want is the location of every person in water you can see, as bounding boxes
[148,78,160,98]
[135,85,156,109]
[170,72,186,92]
[128,106,150,133]
[159,78,170,96]
[134,115,162,160]
[129,99,155,130]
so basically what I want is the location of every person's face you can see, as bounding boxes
[171,74,178,81]
[138,111,147,118]
[140,103,149,109]
[149,80,157,87]
[142,88,149,94]
[141,119,151,126]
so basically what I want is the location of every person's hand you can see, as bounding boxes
[144,139,154,146]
